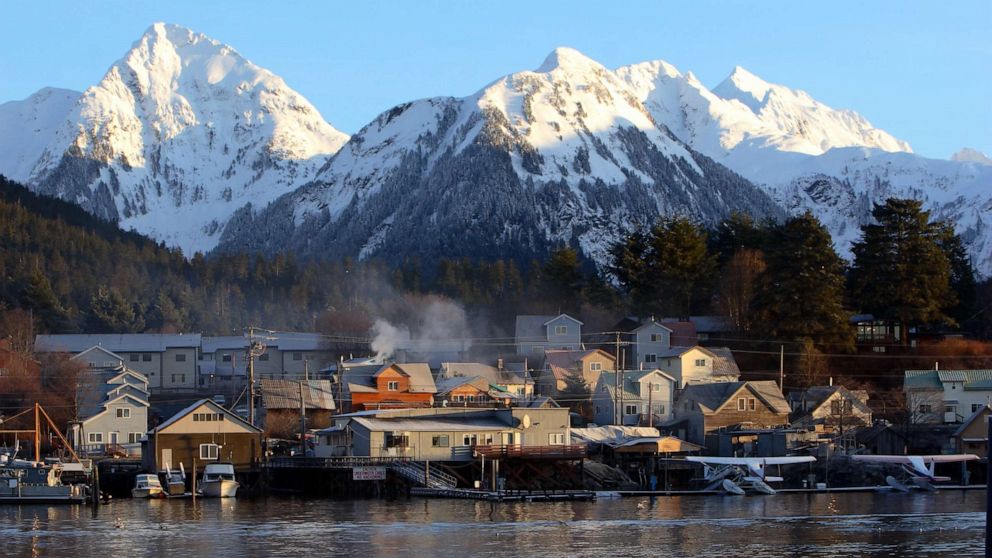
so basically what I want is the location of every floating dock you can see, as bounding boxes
[411,487,596,502]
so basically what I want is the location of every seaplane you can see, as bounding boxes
[686,455,816,495]
[851,454,979,492]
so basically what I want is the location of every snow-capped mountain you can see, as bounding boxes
[952,148,992,166]
[217,47,783,264]
[0,23,348,253]
[616,59,992,272]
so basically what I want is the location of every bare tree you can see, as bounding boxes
[715,249,766,335]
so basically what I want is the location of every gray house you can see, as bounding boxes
[68,346,150,457]
[592,369,677,427]
[514,314,583,356]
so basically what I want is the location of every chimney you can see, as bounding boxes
[829,376,833,386]
[497,358,504,371]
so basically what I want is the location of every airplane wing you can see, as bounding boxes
[685,456,815,466]
[852,454,979,464]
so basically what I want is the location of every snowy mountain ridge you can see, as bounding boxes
[0,22,347,253]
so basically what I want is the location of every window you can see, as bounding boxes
[549,433,566,445]
[590,362,602,371]
[130,354,139,362]
[482,434,494,445]
[385,433,409,448]
[293,352,303,361]
[651,383,661,392]
[128,432,142,444]
[176,354,186,362]
[645,354,657,364]
[737,398,746,411]
[116,408,131,418]
[0,368,7,377]
[650,333,662,342]
[88,432,103,443]
[872,346,886,353]
[193,413,224,422]
[387,380,400,391]
[973,404,983,414]
[554,325,567,336]
[918,404,932,414]
[748,398,756,411]
[432,435,449,447]
[142,354,152,362]
[462,434,478,446]
[625,404,638,416]
[945,405,957,414]
[653,404,666,415]
[694,359,706,367]
[831,400,854,414]
[222,354,232,363]
[259,353,269,361]
[172,374,186,383]
[199,444,219,460]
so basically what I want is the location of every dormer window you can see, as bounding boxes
[554,325,568,336]
[387,380,399,391]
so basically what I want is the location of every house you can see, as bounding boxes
[592,369,677,427]
[142,399,263,473]
[787,385,872,429]
[439,362,535,398]
[200,332,338,387]
[338,363,437,412]
[655,346,739,388]
[539,349,615,397]
[903,369,992,424]
[259,379,336,437]
[68,346,150,457]
[435,376,495,407]
[604,317,674,369]
[514,314,583,356]
[314,407,573,461]
[661,316,733,345]
[671,381,791,446]
[951,405,991,457]
[35,333,201,392]
[854,421,908,455]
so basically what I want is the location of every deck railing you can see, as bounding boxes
[472,444,586,459]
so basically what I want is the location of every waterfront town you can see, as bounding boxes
[1,312,987,502]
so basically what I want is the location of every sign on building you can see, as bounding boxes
[352,466,387,481]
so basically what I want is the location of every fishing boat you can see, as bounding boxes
[0,453,86,504]
[200,463,239,498]
[131,474,164,498]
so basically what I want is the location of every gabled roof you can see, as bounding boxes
[393,363,436,393]
[440,362,530,385]
[707,347,741,377]
[351,416,509,433]
[678,381,790,415]
[70,345,125,364]
[151,399,262,434]
[260,379,336,410]
[342,363,437,394]
[515,314,581,342]
[656,345,718,359]
[544,349,615,381]
[36,333,201,353]
[905,369,992,391]
[788,385,872,417]
[596,369,677,401]
[435,376,491,396]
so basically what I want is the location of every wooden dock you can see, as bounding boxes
[411,487,597,502]
[617,484,988,497]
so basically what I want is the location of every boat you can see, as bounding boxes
[200,463,239,498]
[132,474,164,498]
[0,452,86,504]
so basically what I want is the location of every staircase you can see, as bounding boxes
[391,461,457,489]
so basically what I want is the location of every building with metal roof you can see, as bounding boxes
[904,369,992,425]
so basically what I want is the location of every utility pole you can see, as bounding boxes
[304,359,310,382]
[246,326,267,428]
[614,332,621,425]
[647,383,653,427]
[299,380,307,455]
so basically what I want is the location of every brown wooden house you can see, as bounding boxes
[339,363,437,412]
[260,379,336,437]
[952,405,991,458]
[143,399,262,473]
[672,381,791,446]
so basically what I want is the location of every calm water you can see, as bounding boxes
[1,491,986,557]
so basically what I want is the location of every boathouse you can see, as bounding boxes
[142,399,262,473]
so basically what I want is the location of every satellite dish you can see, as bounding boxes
[521,414,531,429]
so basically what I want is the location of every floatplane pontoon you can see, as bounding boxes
[686,456,817,495]
[851,454,978,492]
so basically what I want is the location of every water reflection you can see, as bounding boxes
[0,491,985,557]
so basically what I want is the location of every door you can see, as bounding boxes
[109,432,119,447]
[161,448,172,470]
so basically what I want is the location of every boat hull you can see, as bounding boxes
[201,479,239,498]
[131,487,164,499]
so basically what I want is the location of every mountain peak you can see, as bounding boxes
[716,65,772,102]
[952,147,992,166]
[536,47,602,73]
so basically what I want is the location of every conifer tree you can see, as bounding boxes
[849,198,955,344]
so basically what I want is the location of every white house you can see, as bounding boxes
[68,346,150,457]
[655,346,740,388]
[904,369,992,424]
[514,314,583,356]
[592,369,677,427]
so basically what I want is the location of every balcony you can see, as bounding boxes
[472,444,586,460]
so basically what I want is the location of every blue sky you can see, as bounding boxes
[1,1,988,158]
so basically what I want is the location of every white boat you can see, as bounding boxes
[0,453,86,504]
[131,474,164,498]
[200,463,239,498]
